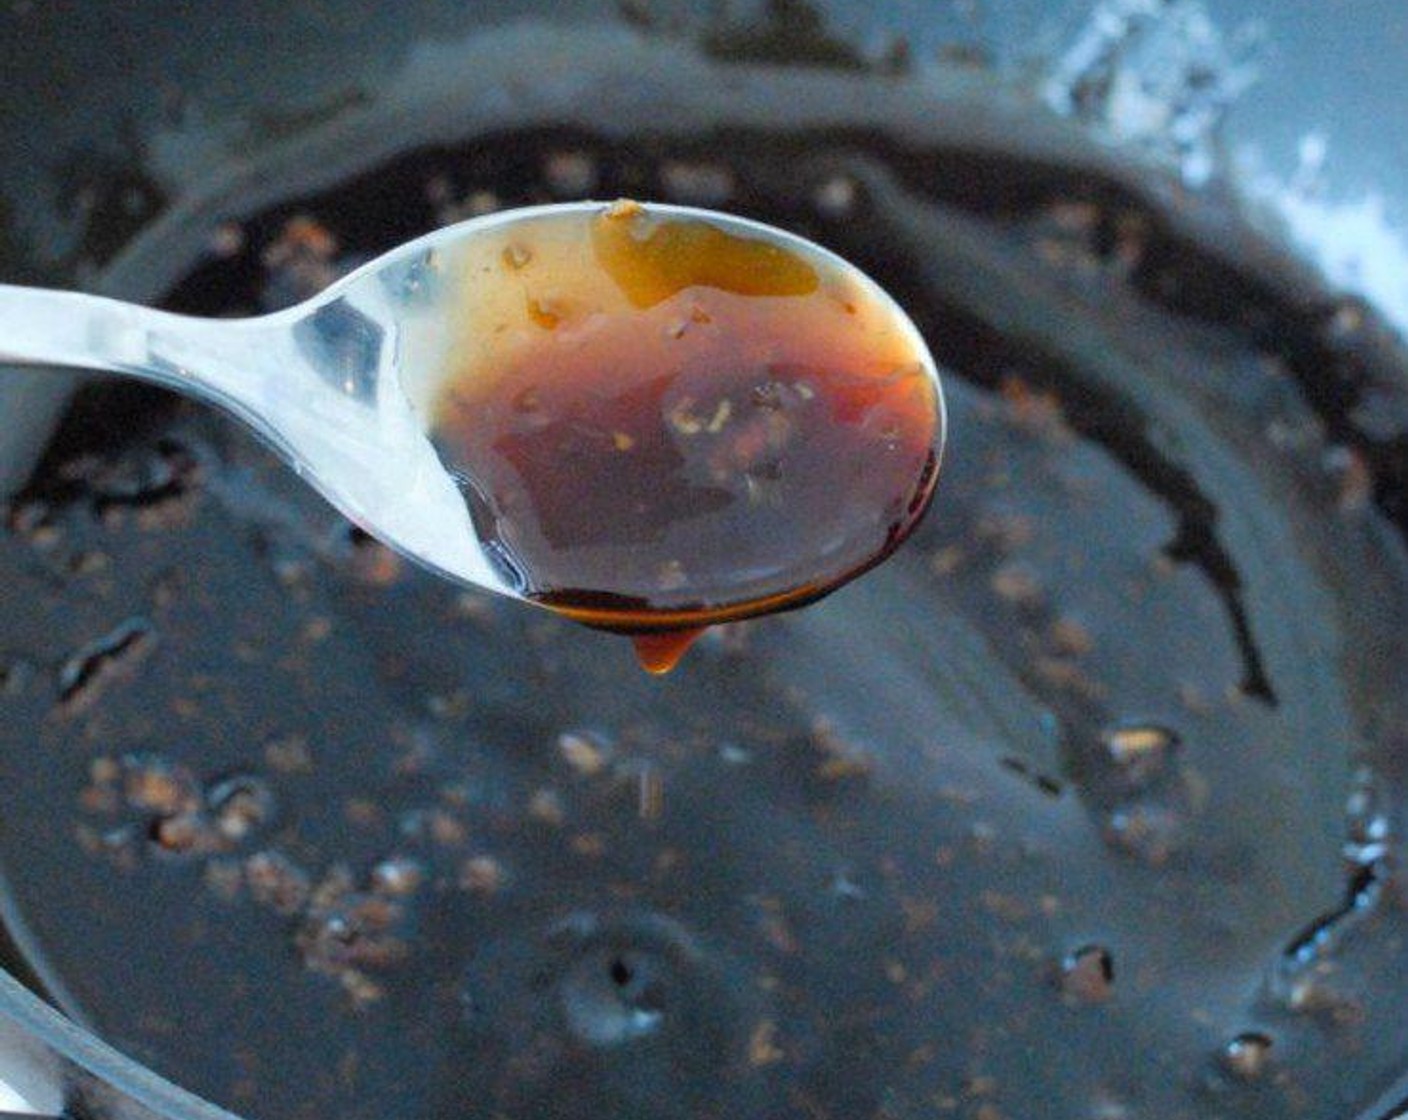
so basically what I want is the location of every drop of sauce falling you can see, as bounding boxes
[430,200,943,672]
[630,628,707,675]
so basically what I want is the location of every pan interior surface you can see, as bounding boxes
[1,29,1408,1120]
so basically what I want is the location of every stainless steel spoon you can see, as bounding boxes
[0,201,942,608]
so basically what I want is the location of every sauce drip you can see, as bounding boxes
[629,628,707,675]
[430,200,942,671]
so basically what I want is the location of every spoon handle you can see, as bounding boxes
[0,284,286,427]
[0,284,179,375]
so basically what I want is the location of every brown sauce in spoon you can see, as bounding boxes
[431,200,941,671]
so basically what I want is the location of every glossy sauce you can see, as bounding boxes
[431,201,941,671]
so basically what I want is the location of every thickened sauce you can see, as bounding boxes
[429,201,942,671]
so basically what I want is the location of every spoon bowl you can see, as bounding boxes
[0,201,945,636]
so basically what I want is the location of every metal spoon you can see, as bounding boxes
[0,201,943,617]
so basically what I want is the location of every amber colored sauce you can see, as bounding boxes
[431,200,940,672]
[629,628,707,676]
